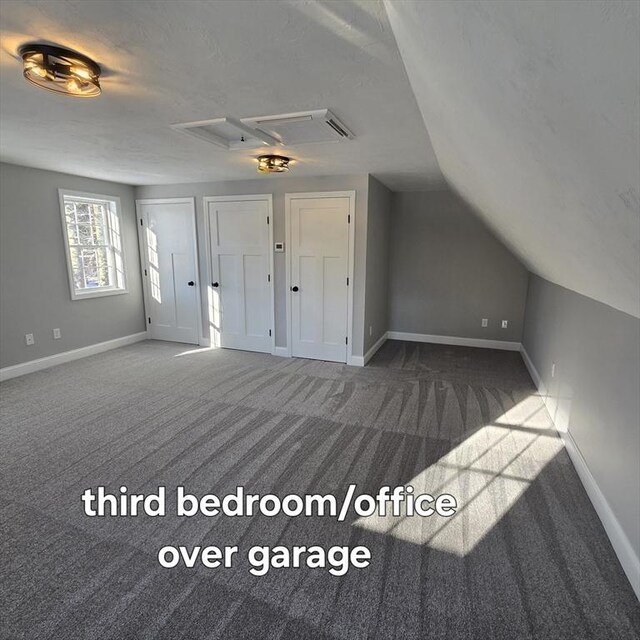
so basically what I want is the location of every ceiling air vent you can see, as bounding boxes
[244,109,354,145]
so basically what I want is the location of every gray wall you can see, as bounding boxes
[386,1,640,319]
[364,176,392,353]
[136,175,370,356]
[0,162,145,368]
[523,274,640,561]
[388,189,529,341]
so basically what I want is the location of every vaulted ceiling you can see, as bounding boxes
[385,0,640,318]
[1,0,638,316]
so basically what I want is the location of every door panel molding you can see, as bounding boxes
[285,191,355,364]
[203,194,275,355]
[136,197,202,345]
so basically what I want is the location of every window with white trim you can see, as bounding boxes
[59,190,127,300]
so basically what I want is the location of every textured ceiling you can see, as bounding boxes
[0,0,443,190]
[385,0,640,318]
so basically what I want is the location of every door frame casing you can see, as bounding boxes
[284,191,356,364]
[203,194,276,355]
[135,197,203,345]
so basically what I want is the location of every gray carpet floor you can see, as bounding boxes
[1,339,638,639]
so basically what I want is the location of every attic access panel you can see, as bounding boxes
[170,117,281,151]
[171,109,354,150]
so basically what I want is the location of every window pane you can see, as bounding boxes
[92,207,108,244]
[82,249,98,288]
[66,221,79,245]
[79,247,113,289]
[77,223,94,245]
[74,202,91,223]
[95,246,112,287]
[62,193,126,296]
[69,247,84,290]
[69,210,108,247]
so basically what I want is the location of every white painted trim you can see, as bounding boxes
[135,198,196,206]
[359,332,388,366]
[283,198,293,358]
[345,193,356,366]
[285,191,356,364]
[135,197,202,345]
[563,429,640,598]
[202,194,275,354]
[519,343,544,391]
[58,189,129,300]
[387,331,521,351]
[519,345,640,599]
[272,346,289,358]
[0,332,148,382]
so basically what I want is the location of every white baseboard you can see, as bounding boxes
[349,330,518,367]
[387,331,521,351]
[272,346,290,358]
[0,331,148,382]
[520,344,640,599]
[519,342,544,391]
[562,429,640,598]
[349,333,388,367]
[364,332,388,365]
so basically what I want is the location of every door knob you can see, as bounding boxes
[187,281,195,286]
[212,282,219,287]
[291,286,299,292]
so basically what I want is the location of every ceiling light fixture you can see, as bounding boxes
[19,44,101,97]
[256,155,290,174]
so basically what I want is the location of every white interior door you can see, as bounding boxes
[137,199,199,344]
[289,195,351,362]
[206,197,273,353]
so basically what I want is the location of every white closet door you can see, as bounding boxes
[290,196,350,362]
[207,198,272,353]
[138,199,199,344]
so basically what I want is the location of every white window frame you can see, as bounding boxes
[58,189,128,300]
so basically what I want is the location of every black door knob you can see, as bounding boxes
[187,281,195,286]
[291,286,299,292]
[212,282,219,287]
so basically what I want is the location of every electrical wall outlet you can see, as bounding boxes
[481,318,488,327]
[25,333,35,346]
[501,320,508,329]
[53,328,61,340]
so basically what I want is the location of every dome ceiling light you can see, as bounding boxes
[19,44,101,97]
[256,155,291,174]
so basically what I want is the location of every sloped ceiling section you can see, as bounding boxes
[385,0,640,318]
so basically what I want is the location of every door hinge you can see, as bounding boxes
[347,214,351,224]
[267,215,270,225]
[140,218,143,226]
[346,277,349,286]
[148,317,151,324]
[269,329,272,337]
[345,336,348,345]
[144,269,147,276]
[267,274,271,282]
